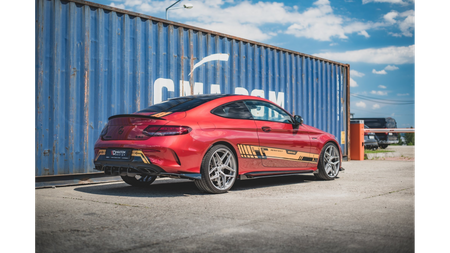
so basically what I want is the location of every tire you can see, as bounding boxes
[315,143,341,180]
[194,145,237,194]
[121,174,156,187]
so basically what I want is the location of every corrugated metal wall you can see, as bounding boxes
[36,0,350,176]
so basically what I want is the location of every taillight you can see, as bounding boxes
[143,125,192,136]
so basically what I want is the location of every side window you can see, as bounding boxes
[243,100,293,123]
[211,101,253,119]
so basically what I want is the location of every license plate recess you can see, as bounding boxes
[105,149,132,160]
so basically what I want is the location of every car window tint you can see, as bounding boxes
[139,95,226,113]
[211,101,253,119]
[360,119,385,128]
[243,100,292,123]
[355,118,397,129]
[138,98,192,112]
[386,118,397,128]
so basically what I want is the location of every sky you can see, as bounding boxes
[90,0,416,128]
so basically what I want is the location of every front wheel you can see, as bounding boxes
[315,143,340,180]
[194,145,237,194]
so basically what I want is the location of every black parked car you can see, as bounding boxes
[364,125,378,150]
[353,117,398,149]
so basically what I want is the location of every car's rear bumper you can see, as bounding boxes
[94,135,205,174]
[378,140,398,144]
[93,149,201,180]
[364,139,378,149]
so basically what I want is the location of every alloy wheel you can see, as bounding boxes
[208,148,237,190]
[323,145,340,178]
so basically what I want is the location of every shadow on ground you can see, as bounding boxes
[74,174,321,198]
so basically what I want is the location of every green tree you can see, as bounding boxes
[404,127,415,146]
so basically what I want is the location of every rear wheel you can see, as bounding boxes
[121,174,156,187]
[194,145,237,194]
[315,143,340,180]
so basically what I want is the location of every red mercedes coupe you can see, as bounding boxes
[94,95,343,193]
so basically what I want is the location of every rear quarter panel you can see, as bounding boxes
[186,113,264,174]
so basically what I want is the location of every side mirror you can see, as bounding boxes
[294,115,303,126]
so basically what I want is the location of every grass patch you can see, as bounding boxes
[364,150,395,154]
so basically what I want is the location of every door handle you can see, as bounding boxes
[262,126,271,132]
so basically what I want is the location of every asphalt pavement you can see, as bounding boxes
[36,149,414,253]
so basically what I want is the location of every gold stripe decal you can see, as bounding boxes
[237,144,319,163]
[95,149,150,164]
[152,112,172,118]
[131,150,150,164]
[95,149,106,161]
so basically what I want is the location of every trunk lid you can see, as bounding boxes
[102,112,185,140]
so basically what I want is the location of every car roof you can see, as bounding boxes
[167,94,239,100]
[186,94,293,116]
[138,94,259,114]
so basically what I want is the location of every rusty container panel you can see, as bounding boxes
[36,0,349,176]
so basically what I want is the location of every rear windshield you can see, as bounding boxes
[386,118,397,128]
[138,95,227,113]
[362,119,386,128]
[355,118,397,128]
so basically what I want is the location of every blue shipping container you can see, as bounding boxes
[36,0,350,176]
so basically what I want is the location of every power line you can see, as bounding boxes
[351,94,414,105]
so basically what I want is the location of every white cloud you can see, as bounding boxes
[372,69,387,74]
[133,0,293,41]
[314,45,415,64]
[110,3,126,9]
[372,65,398,75]
[188,22,271,41]
[372,104,381,109]
[397,10,415,37]
[284,1,349,41]
[111,0,396,42]
[384,65,399,71]
[363,0,411,5]
[371,90,388,95]
[384,11,398,24]
[329,43,339,46]
[357,30,370,38]
[383,10,415,37]
[341,21,386,39]
[356,101,366,108]
[350,77,358,87]
[397,93,410,96]
[350,70,365,77]
[124,0,144,7]
[378,85,387,89]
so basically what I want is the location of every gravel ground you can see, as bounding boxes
[36,156,414,253]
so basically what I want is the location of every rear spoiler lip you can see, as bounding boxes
[108,114,167,121]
